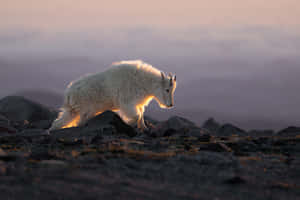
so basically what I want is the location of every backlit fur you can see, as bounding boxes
[50,60,177,131]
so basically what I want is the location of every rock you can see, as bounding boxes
[217,123,246,136]
[0,161,7,175]
[156,116,197,131]
[50,111,136,143]
[19,129,47,136]
[227,140,258,155]
[197,133,212,142]
[199,142,232,152]
[163,128,177,137]
[277,126,300,137]
[155,116,198,134]
[0,114,16,134]
[0,96,57,126]
[50,126,99,145]
[153,116,210,137]
[186,128,211,137]
[26,119,54,130]
[39,160,67,166]
[175,151,237,166]
[0,125,16,134]
[223,176,246,184]
[0,114,9,125]
[30,146,56,160]
[144,115,160,125]
[248,129,275,137]
[0,148,7,156]
[202,117,221,133]
[84,111,137,137]
[0,152,26,161]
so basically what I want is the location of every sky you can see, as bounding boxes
[1,0,300,130]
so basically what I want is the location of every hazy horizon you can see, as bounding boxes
[1,0,300,130]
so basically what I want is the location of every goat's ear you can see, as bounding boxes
[161,72,165,80]
[174,75,176,81]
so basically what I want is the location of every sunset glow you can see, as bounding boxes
[62,115,80,129]
[136,95,155,110]
[62,109,120,129]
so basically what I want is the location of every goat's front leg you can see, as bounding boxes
[119,104,141,128]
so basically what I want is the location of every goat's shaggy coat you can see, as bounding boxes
[50,60,177,130]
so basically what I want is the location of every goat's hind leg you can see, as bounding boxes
[120,104,146,130]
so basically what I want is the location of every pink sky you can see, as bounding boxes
[1,0,300,30]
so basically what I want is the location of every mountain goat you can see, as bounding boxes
[50,60,177,131]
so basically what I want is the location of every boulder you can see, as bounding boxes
[152,116,209,137]
[84,111,136,137]
[277,126,300,137]
[0,114,16,134]
[217,123,246,136]
[144,115,159,125]
[202,117,221,133]
[0,114,9,125]
[49,111,137,145]
[155,116,197,132]
[0,96,57,128]
[26,119,55,130]
[248,129,275,137]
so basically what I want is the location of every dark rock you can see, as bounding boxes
[29,146,56,160]
[223,176,246,184]
[144,115,160,125]
[217,123,246,136]
[197,133,212,142]
[50,126,100,145]
[202,117,221,133]
[84,111,137,137]
[0,96,57,125]
[248,129,275,137]
[153,116,209,137]
[39,160,67,166]
[0,135,27,145]
[0,114,16,133]
[163,128,177,137]
[175,152,237,166]
[227,140,258,155]
[199,142,232,152]
[90,135,104,144]
[18,129,47,136]
[49,111,136,143]
[155,116,198,134]
[26,119,54,129]
[0,125,17,134]
[277,126,300,137]
[186,127,211,137]
[57,137,84,146]
[0,114,9,125]
[0,151,26,161]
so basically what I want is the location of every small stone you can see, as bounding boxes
[39,160,67,166]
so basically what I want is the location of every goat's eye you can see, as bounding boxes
[166,89,170,93]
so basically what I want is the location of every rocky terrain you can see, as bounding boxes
[0,96,299,200]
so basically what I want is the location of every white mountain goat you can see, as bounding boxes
[50,60,177,131]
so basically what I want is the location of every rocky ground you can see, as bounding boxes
[0,96,299,200]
